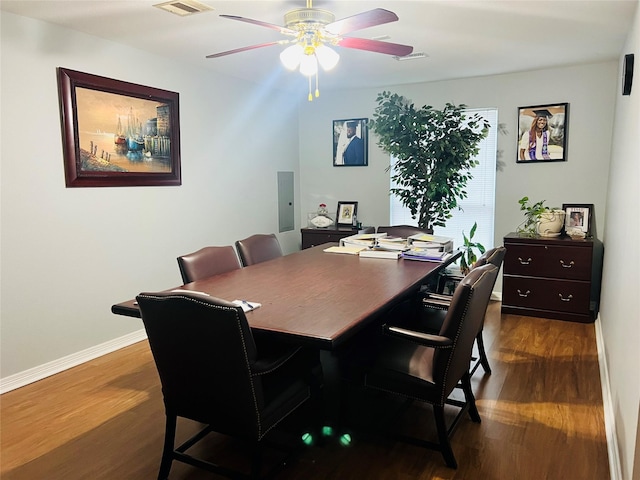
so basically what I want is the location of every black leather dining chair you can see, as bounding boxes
[235,234,283,267]
[363,264,499,469]
[176,245,241,283]
[136,290,323,480]
[419,246,506,374]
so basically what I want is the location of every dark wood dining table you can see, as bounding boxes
[112,243,460,350]
[113,243,461,432]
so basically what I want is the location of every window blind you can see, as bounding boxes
[389,108,498,250]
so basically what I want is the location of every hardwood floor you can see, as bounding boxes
[1,302,610,479]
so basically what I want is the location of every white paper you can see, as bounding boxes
[232,299,262,312]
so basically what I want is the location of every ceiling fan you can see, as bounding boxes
[206,0,413,101]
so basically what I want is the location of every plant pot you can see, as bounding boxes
[537,210,565,237]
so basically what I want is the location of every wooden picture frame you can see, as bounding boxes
[562,203,594,237]
[517,103,568,163]
[336,201,358,226]
[57,68,181,187]
[333,118,368,166]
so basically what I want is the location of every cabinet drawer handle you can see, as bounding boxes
[558,294,574,302]
[518,257,532,265]
[560,260,575,268]
[517,289,531,298]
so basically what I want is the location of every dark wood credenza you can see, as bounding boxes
[301,226,374,250]
[501,232,603,323]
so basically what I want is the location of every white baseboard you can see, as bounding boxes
[595,315,622,480]
[0,329,147,394]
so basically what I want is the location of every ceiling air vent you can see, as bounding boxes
[154,0,213,17]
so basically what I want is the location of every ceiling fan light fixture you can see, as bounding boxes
[315,44,339,71]
[299,54,318,76]
[280,44,304,70]
[208,2,413,101]
[284,7,335,30]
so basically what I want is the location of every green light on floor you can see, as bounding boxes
[321,425,334,437]
[301,432,314,445]
[339,433,352,446]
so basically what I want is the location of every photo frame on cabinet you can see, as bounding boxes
[333,118,368,166]
[336,201,358,226]
[517,103,568,163]
[562,203,593,237]
[57,67,181,187]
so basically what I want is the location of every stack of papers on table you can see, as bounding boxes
[340,233,388,248]
[232,299,262,312]
[407,234,454,252]
[376,236,410,251]
[324,245,366,255]
[359,249,401,260]
[402,249,452,262]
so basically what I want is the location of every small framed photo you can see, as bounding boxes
[336,201,358,226]
[333,118,368,166]
[562,203,593,237]
[517,103,568,163]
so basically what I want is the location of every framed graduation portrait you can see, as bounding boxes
[517,103,568,163]
[333,118,368,167]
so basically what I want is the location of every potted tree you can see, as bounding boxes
[517,196,565,237]
[369,91,490,231]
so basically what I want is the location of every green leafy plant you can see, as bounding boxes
[516,196,564,236]
[517,196,549,236]
[369,91,489,231]
[459,222,486,275]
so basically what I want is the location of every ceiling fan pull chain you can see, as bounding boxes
[315,71,320,98]
[308,75,313,102]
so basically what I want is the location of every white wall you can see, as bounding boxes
[602,5,640,479]
[298,62,618,292]
[0,12,302,378]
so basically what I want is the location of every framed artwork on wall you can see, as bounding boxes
[336,201,358,226]
[333,118,368,166]
[517,103,568,163]
[57,67,181,187]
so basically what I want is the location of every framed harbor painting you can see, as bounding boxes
[333,118,368,166]
[57,68,181,187]
[517,103,568,163]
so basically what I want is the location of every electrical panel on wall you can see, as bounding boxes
[277,171,294,233]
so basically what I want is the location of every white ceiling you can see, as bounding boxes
[1,0,637,95]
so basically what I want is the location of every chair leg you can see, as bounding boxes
[461,373,481,423]
[433,405,457,469]
[158,413,177,480]
[309,369,325,445]
[249,444,263,480]
[476,330,492,374]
